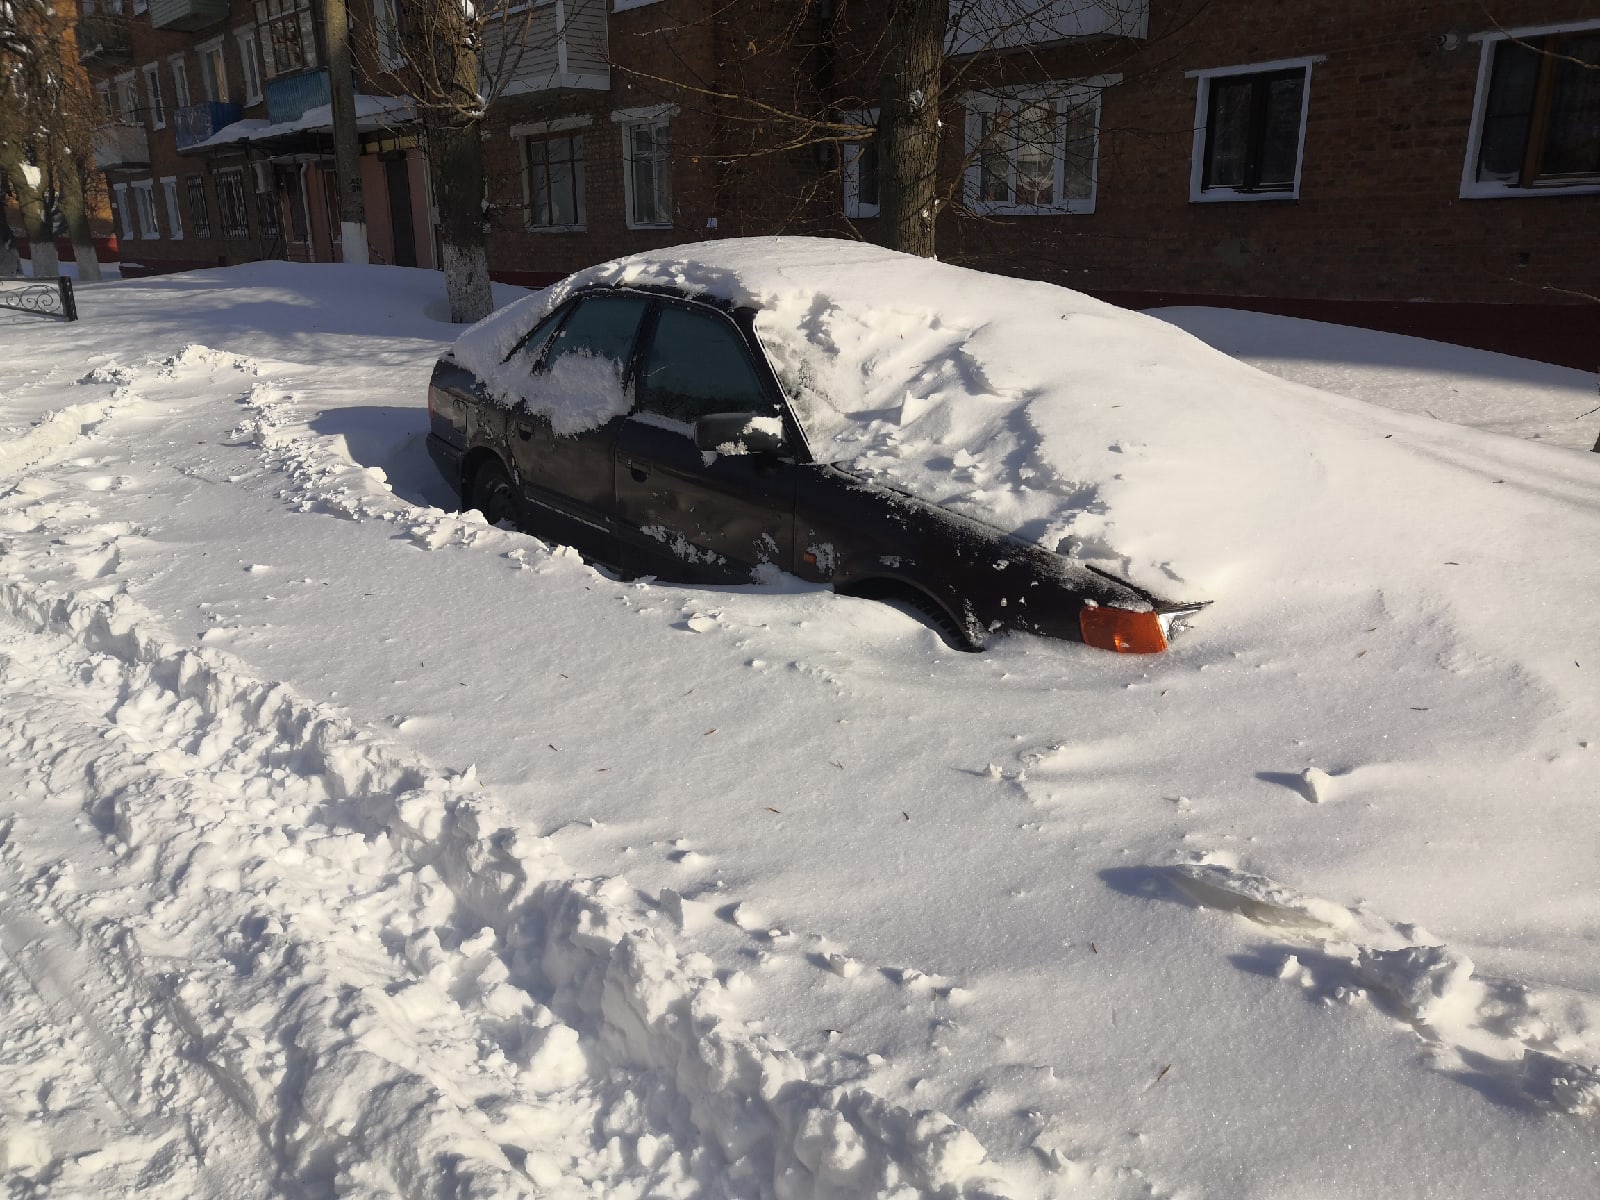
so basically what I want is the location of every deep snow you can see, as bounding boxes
[2,260,1597,1199]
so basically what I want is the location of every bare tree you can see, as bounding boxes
[355,0,552,321]
[0,0,104,279]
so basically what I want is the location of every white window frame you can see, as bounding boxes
[235,28,264,106]
[516,115,590,232]
[168,55,191,109]
[197,37,228,104]
[114,70,138,125]
[141,63,166,129]
[160,176,184,239]
[843,108,879,218]
[963,79,1112,216]
[374,0,407,70]
[1459,18,1600,200]
[131,179,160,240]
[95,80,113,120]
[613,104,676,230]
[1187,56,1322,204]
[112,182,134,240]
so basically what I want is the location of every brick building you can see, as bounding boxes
[76,1,1599,366]
[77,0,431,272]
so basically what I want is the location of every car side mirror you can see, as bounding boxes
[692,412,785,455]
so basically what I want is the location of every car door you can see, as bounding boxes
[504,292,650,565]
[613,301,799,582]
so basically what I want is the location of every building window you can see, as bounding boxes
[112,183,133,240]
[525,133,586,229]
[617,109,673,229]
[216,168,251,239]
[843,109,879,218]
[1463,22,1600,197]
[187,175,212,238]
[964,83,1104,214]
[115,72,138,124]
[1189,58,1318,202]
[96,81,113,120]
[256,177,281,238]
[236,29,264,106]
[131,180,159,239]
[169,56,191,108]
[197,38,229,103]
[161,177,183,239]
[374,0,406,70]
[141,64,165,129]
[255,0,318,78]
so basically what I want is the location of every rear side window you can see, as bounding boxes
[542,294,649,376]
[636,305,774,425]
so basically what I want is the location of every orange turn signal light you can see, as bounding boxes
[1079,605,1168,654]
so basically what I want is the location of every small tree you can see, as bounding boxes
[365,0,550,322]
[0,0,104,279]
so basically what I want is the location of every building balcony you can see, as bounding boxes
[75,13,133,64]
[174,101,243,150]
[489,0,610,98]
[149,0,231,33]
[266,69,331,127]
[94,123,150,169]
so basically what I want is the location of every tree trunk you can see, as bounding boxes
[59,156,102,282]
[324,0,370,265]
[427,118,492,323]
[13,172,60,278]
[876,0,945,257]
[0,215,19,277]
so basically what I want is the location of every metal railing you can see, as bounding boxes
[0,277,79,322]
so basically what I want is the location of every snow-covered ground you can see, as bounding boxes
[2,262,1597,1199]
[1154,306,1599,452]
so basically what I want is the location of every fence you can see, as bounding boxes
[0,276,79,322]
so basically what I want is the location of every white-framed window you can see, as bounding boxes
[374,0,406,70]
[131,179,160,239]
[235,28,264,106]
[141,63,166,129]
[112,182,133,240]
[197,37,228,104]
[169,55,191,108]
[95,80,113,120]
[964,81,1108,215]
[843,108,879,218]
[524,127,588,230]
[114,71,138,124]
[1188,57,1320,203]
[161,176,183,239]
[614,105,674,229]
[1461,19,1600,199]
[255,0,318,78]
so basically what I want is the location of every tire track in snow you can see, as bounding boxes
[0,568,1017,1198]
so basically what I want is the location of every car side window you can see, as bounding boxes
[504,307,565,368]
[636,305,775,426]
[540,294,649,377]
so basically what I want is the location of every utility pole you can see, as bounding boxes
[324,0,370,264]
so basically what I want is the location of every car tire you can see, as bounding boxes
[842,580,982,653]
[467,459,518,528]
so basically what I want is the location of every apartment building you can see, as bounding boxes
[77,0,430,272]
[78,1,1598,366]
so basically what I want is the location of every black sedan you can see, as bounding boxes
[426,280,1201,652]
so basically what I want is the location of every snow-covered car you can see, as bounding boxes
[426,238,1206,652]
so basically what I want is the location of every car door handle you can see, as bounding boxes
[629,465,648,482]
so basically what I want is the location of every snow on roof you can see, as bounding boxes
[183,94,415,153]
